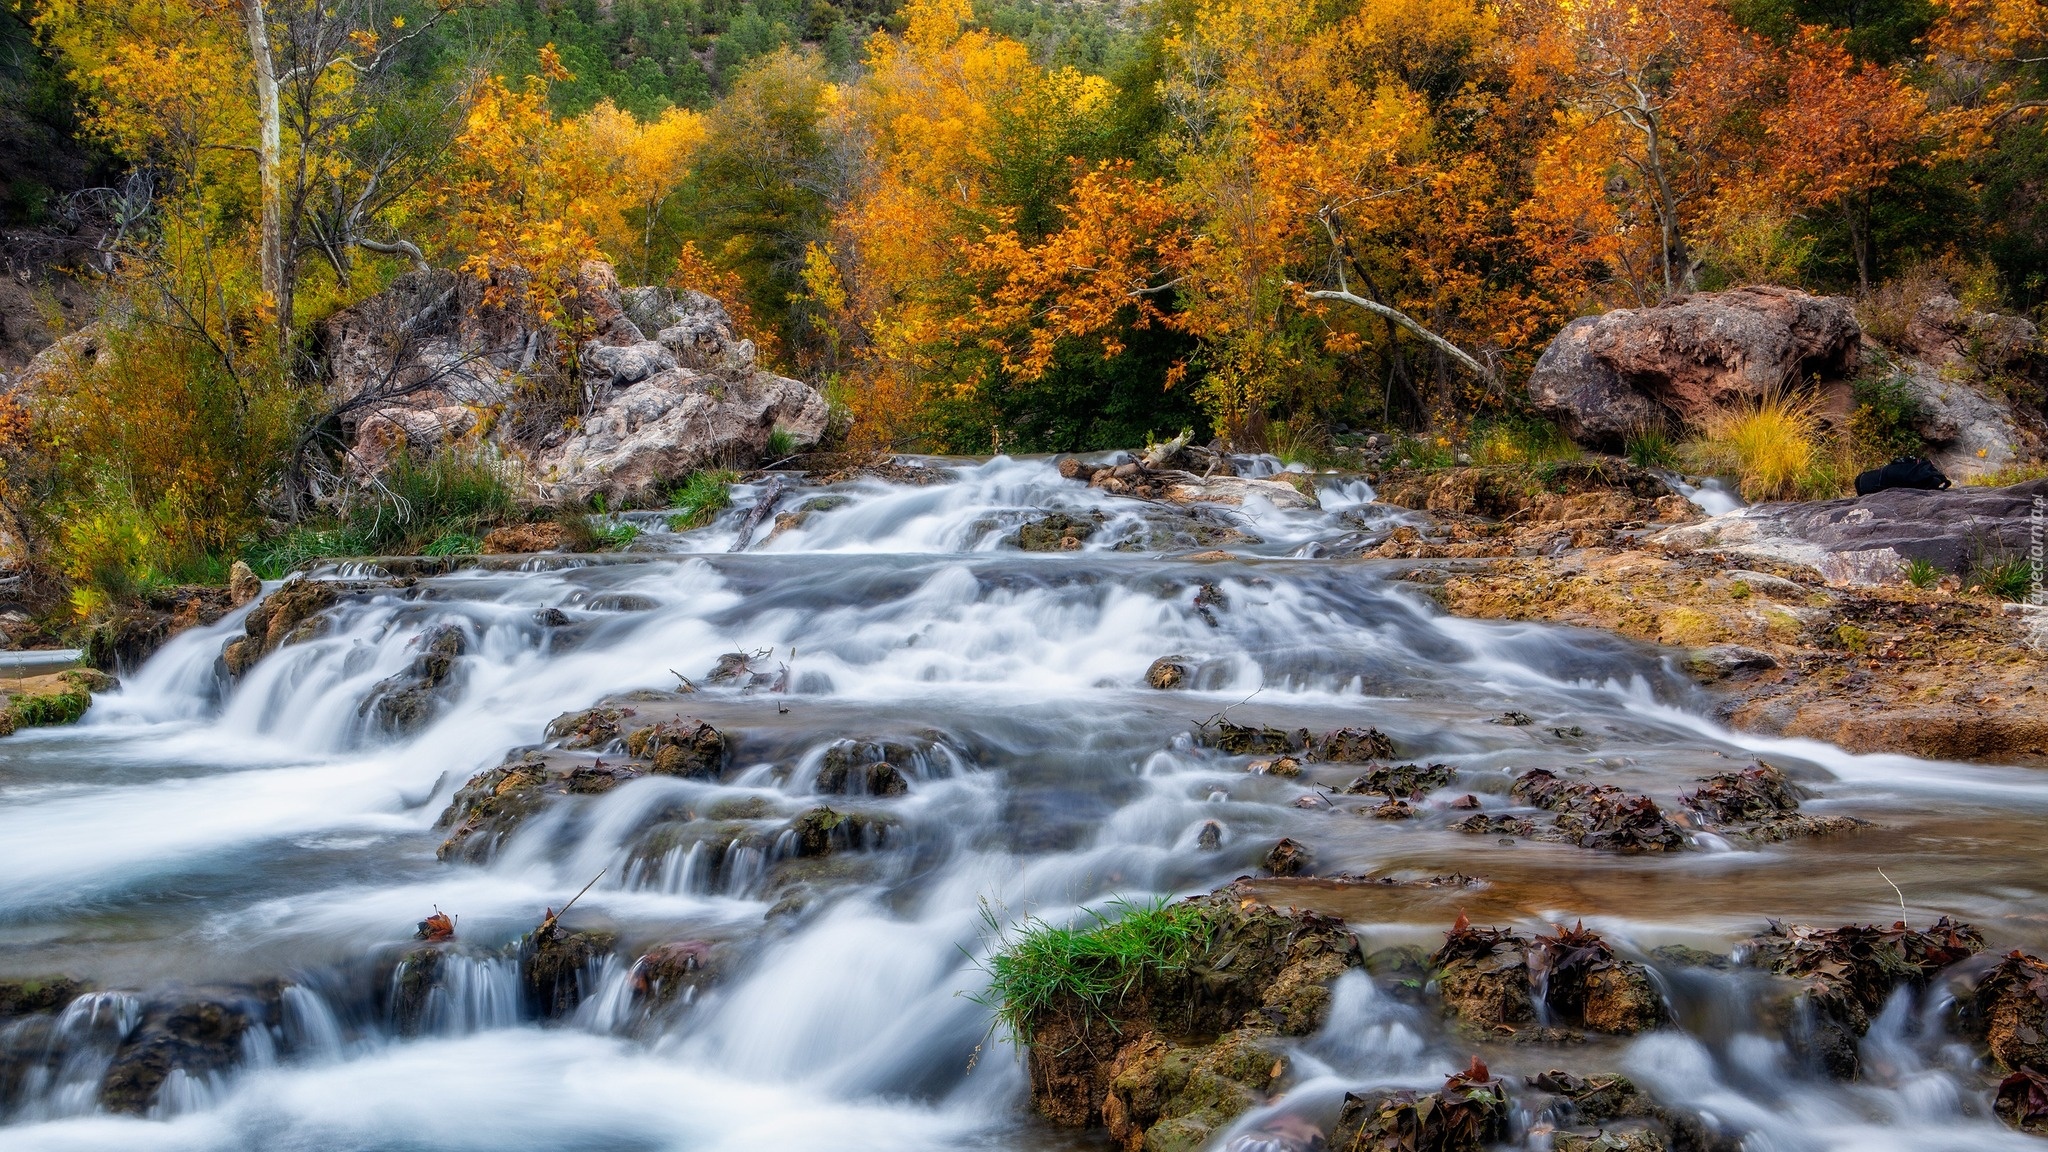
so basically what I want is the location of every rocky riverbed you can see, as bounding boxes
[2,451,2046,1151]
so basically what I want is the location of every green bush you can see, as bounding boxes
[1848,374,1925,467]
[974,897,1214,1043]
[1469,417,1580,466]
[1975,555,2035,601]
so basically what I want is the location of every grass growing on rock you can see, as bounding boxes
[975,897,1215,1043]
[666,470,739,531]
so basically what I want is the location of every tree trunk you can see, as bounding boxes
[240,0,288,345]
[1640,114,1690,300]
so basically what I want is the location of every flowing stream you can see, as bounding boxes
[2,455,2043,1151]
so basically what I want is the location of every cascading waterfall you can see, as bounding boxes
[1,454,2043,1150]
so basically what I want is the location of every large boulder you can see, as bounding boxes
[322,261,829,501]
[1531,286,1860,447]
[1877,293,2046,482]
[1652,477,2048,585]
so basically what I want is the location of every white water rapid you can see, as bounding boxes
[1,455,2041,1151]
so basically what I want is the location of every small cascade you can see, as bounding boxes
[4,453,2046,1150]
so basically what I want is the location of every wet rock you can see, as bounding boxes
[1363,798,1416,819]
[1431,919,1535,1029]
[482,521,567,553]
[1021,885,1359,1129]
[814,758,908,797]
[0,977,86,1018]
[1314,726,1397,762]
[1743,917,1984,1078]
[1202,720,1310,756]
[359,624,466,735]
[629,941,717,1010]
[815,739,913,796]
[1249,756,1302,777]
[1331,1058,1510,1152]
[522,927,617,1019]
[228,560,261,606]
[532,607,572,628]
[1996,1066,2048,1135]
[1012,511,1103,552]
[1677,763,1869,844]
[790,807,889,857]
[627,719,727,779]
[1531,923,1664,1035]
[547,706,630,750]
[1101,1025,1287,1152]
[1263,837,1309,877]
[1680,762,1802,824]
[1683,645,1779,683]
[1345,762,1455,797]
[434,751,552,862]
[1974,951,2048,1072]
[1553,1130,1669,1152]
[1146,656,1192,690]
[1196,821,1223,851]
[705,650,778,689]
[100,989,278,1114]
[1512,769,1688,853]
[219,577,350,678]
[1452,813,1538,838]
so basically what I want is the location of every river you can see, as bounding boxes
[1,455,2041,1150]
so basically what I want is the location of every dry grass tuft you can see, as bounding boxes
[1684,391,1838,502]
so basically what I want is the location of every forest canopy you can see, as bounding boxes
[0,0,2044,610]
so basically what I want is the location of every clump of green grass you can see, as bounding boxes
[1902,557,1942,589]
[1974,556,2036,602]
[767,427,799,459]
[2,671,99,733]
[422,533,483,557]
[243,526,374,579]
[556,511,640,552]
[666,470,739,531]
[1625,427,1679,470]
[973,897,1215,1044]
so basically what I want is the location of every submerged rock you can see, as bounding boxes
[359,624,466,735]
[1344,762,1455,797]
[219,578,354,678]
[100,988,279,1115]
[1974,951,2048,1073]
[1331,1058,1510,1152]
[522,926,616,1019]
[1679,762,1868,844]
[1146,656,1193,690]
[629,941,718,1011]
[1743,917,1984,1078]
[547,706,630,750]
[1512,769,1689,853]
[790,806,890,857]
[1530,922,1665,1035]
[1263,838,1310,877]
[627,719,727,778]
[1012,511,1102,551]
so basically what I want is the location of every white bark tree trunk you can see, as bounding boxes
[240,0,287,339]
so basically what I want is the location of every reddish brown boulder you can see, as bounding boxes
[1531,286,1859,447]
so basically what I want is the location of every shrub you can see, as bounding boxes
[1847,374,1925,468]
[767,426,799,459]
[1685,392,1829,502]
[973,897,1215,1043]
[350,447,518,553]
[1389,434,1458,469]
[242,525,373,579]
[1469,417,1580,467]
[666,470,738,530]
[1966,463,2048,487]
